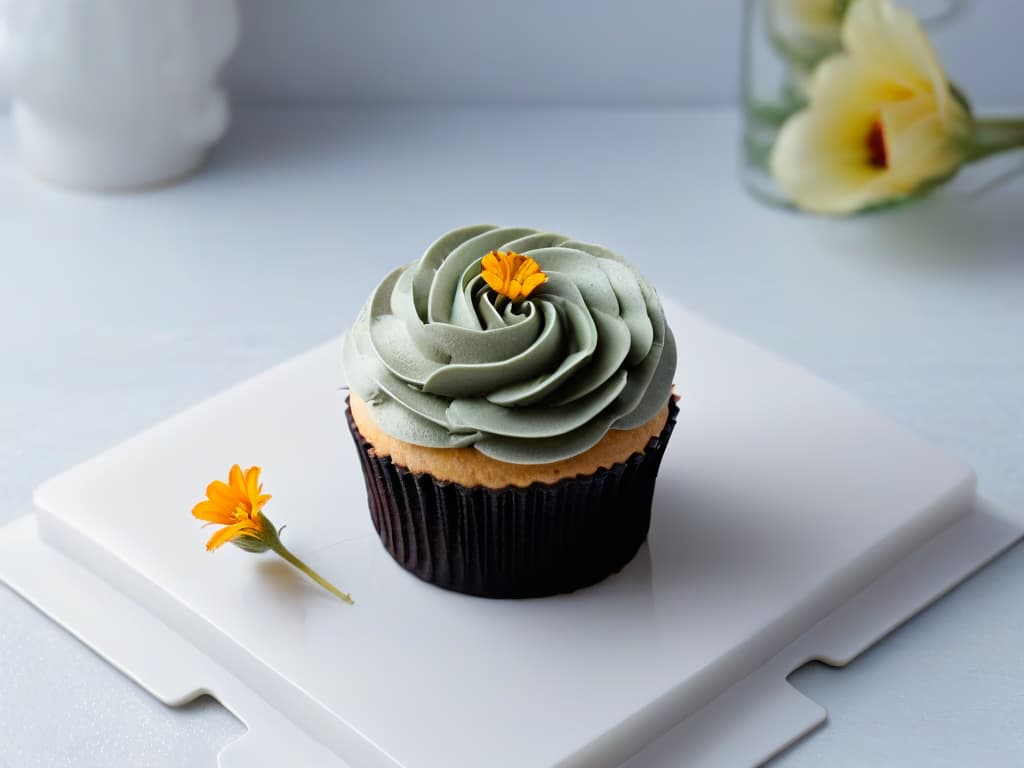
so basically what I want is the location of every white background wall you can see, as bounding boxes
[225,0,1021,108]
[1,1,1022,108]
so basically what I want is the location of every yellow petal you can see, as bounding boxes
[481,252,500,272]
[245,466,262,501]
[842,0,951,117]
[206,480,242,510]
[513,259,538,281]
[482,270,505,293]
[807,53,903,115]
[771,106,881,214]
[521,272,547,297]
[206,521,256,551]
[192,499,234,524]
[228,464,246,495]
[882,95,967,183]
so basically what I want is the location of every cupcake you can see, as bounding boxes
[343,225,677,598]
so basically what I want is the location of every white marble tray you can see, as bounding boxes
[1,301,1019,768]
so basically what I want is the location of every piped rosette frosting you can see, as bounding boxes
[343,224,676,464]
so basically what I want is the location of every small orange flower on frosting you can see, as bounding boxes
[481,251,547,301]
[192,464,272,551]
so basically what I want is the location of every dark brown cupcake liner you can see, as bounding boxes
[345,396,678,598]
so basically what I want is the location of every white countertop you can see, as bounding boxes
[1,107,1022,767]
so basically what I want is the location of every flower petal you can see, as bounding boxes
[482,270,505,293]
[229,464,247,495]
[207,480,242,509]
[244,466,262,501]
[771,103,880,214]
[842,0,951,117]
[192,499,234,524]
[481,252,500,272]
[521,272,547,297]
[808,53,905,114]
[206,521,258,551]
[882,95,967,185]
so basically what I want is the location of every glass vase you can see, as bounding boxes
[740,0,973,208]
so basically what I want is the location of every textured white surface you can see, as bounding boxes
[1,108,1023,766]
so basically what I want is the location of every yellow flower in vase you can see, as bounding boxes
[771,0,972,214]
[193,464,354,604]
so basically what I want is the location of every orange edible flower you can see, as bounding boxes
[481,251,547,301]
[192,464,272,551]
[192,464,354,605]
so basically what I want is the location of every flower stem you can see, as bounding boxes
[271,542,355,605]
[968,118,1024,163]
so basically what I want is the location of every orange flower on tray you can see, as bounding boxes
[192,464,272,551]
[193,464,353,605]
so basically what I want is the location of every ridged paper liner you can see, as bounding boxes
[345,397,679,598]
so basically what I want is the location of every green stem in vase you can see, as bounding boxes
[967,118,1024,163]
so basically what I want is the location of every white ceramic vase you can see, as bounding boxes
[0,0,239,191]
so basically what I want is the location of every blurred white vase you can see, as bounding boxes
[0,0,239,191]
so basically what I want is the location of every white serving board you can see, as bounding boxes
[1,301,1020,768]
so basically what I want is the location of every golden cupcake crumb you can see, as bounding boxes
[349,392,670,489]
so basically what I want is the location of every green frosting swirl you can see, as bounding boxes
[343,225,677,464]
